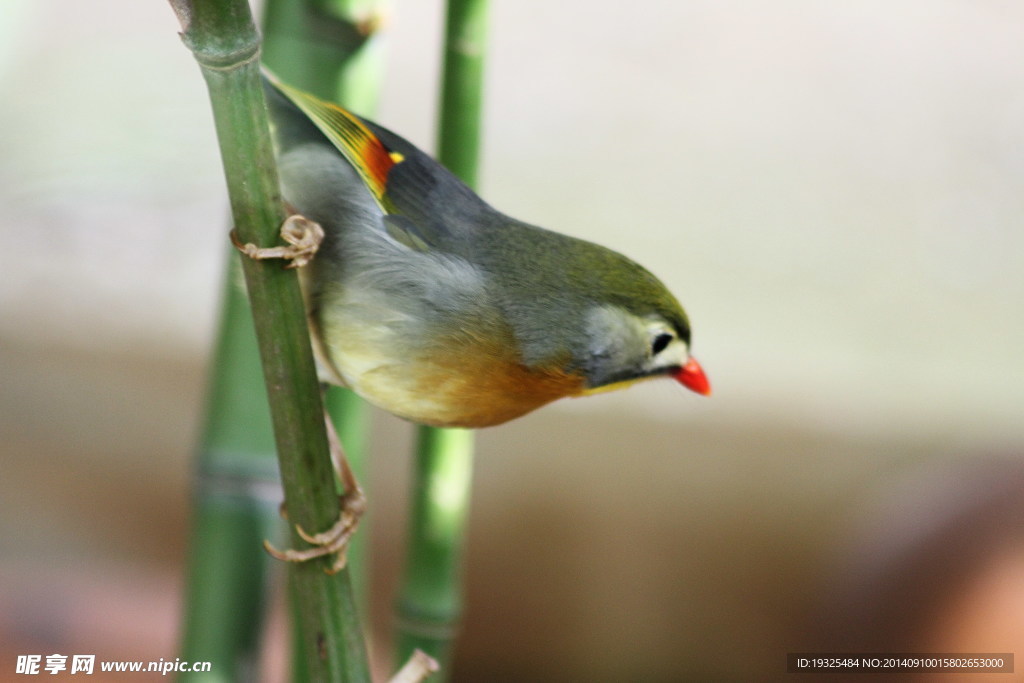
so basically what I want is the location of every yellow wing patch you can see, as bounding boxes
[267,72,399,209]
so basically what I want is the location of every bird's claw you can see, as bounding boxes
[263,410,365,574]
[231,214,324,269]
[263,484,365,574]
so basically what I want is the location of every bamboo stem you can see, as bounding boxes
[437,0,489,186]
[262,0,387,114]
[169,1,370,679]
[395,1,490,675]
[396,429,475,673]
[179,259,280,679]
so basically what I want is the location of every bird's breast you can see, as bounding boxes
[318,313,585,428]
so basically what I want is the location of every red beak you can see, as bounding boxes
[675,357,711,396]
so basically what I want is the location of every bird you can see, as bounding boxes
[257,72,710,429]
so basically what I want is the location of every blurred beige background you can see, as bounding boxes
[2,0,1023,681]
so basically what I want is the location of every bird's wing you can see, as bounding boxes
[264,70,399,212]
[263,70,490,247]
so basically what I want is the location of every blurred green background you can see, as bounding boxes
[2,1,1023,680]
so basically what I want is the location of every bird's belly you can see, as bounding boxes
[319,319,584,428]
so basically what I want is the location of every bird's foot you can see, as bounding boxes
[263,489,364,574]
[264,413,365,574]
[231,214,324,269]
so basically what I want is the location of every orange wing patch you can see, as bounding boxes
[268,74,399,209]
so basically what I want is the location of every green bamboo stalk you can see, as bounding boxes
[437,0,489,187]
[394,0,489,676]
[179,257,281,679]
[169,1,370,680]
[395,428,475,674]
[262,0,386,114]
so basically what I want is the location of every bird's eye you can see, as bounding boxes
[651,332,674,355]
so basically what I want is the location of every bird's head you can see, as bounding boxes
[541,241,710,397]
[576,301,710,397]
